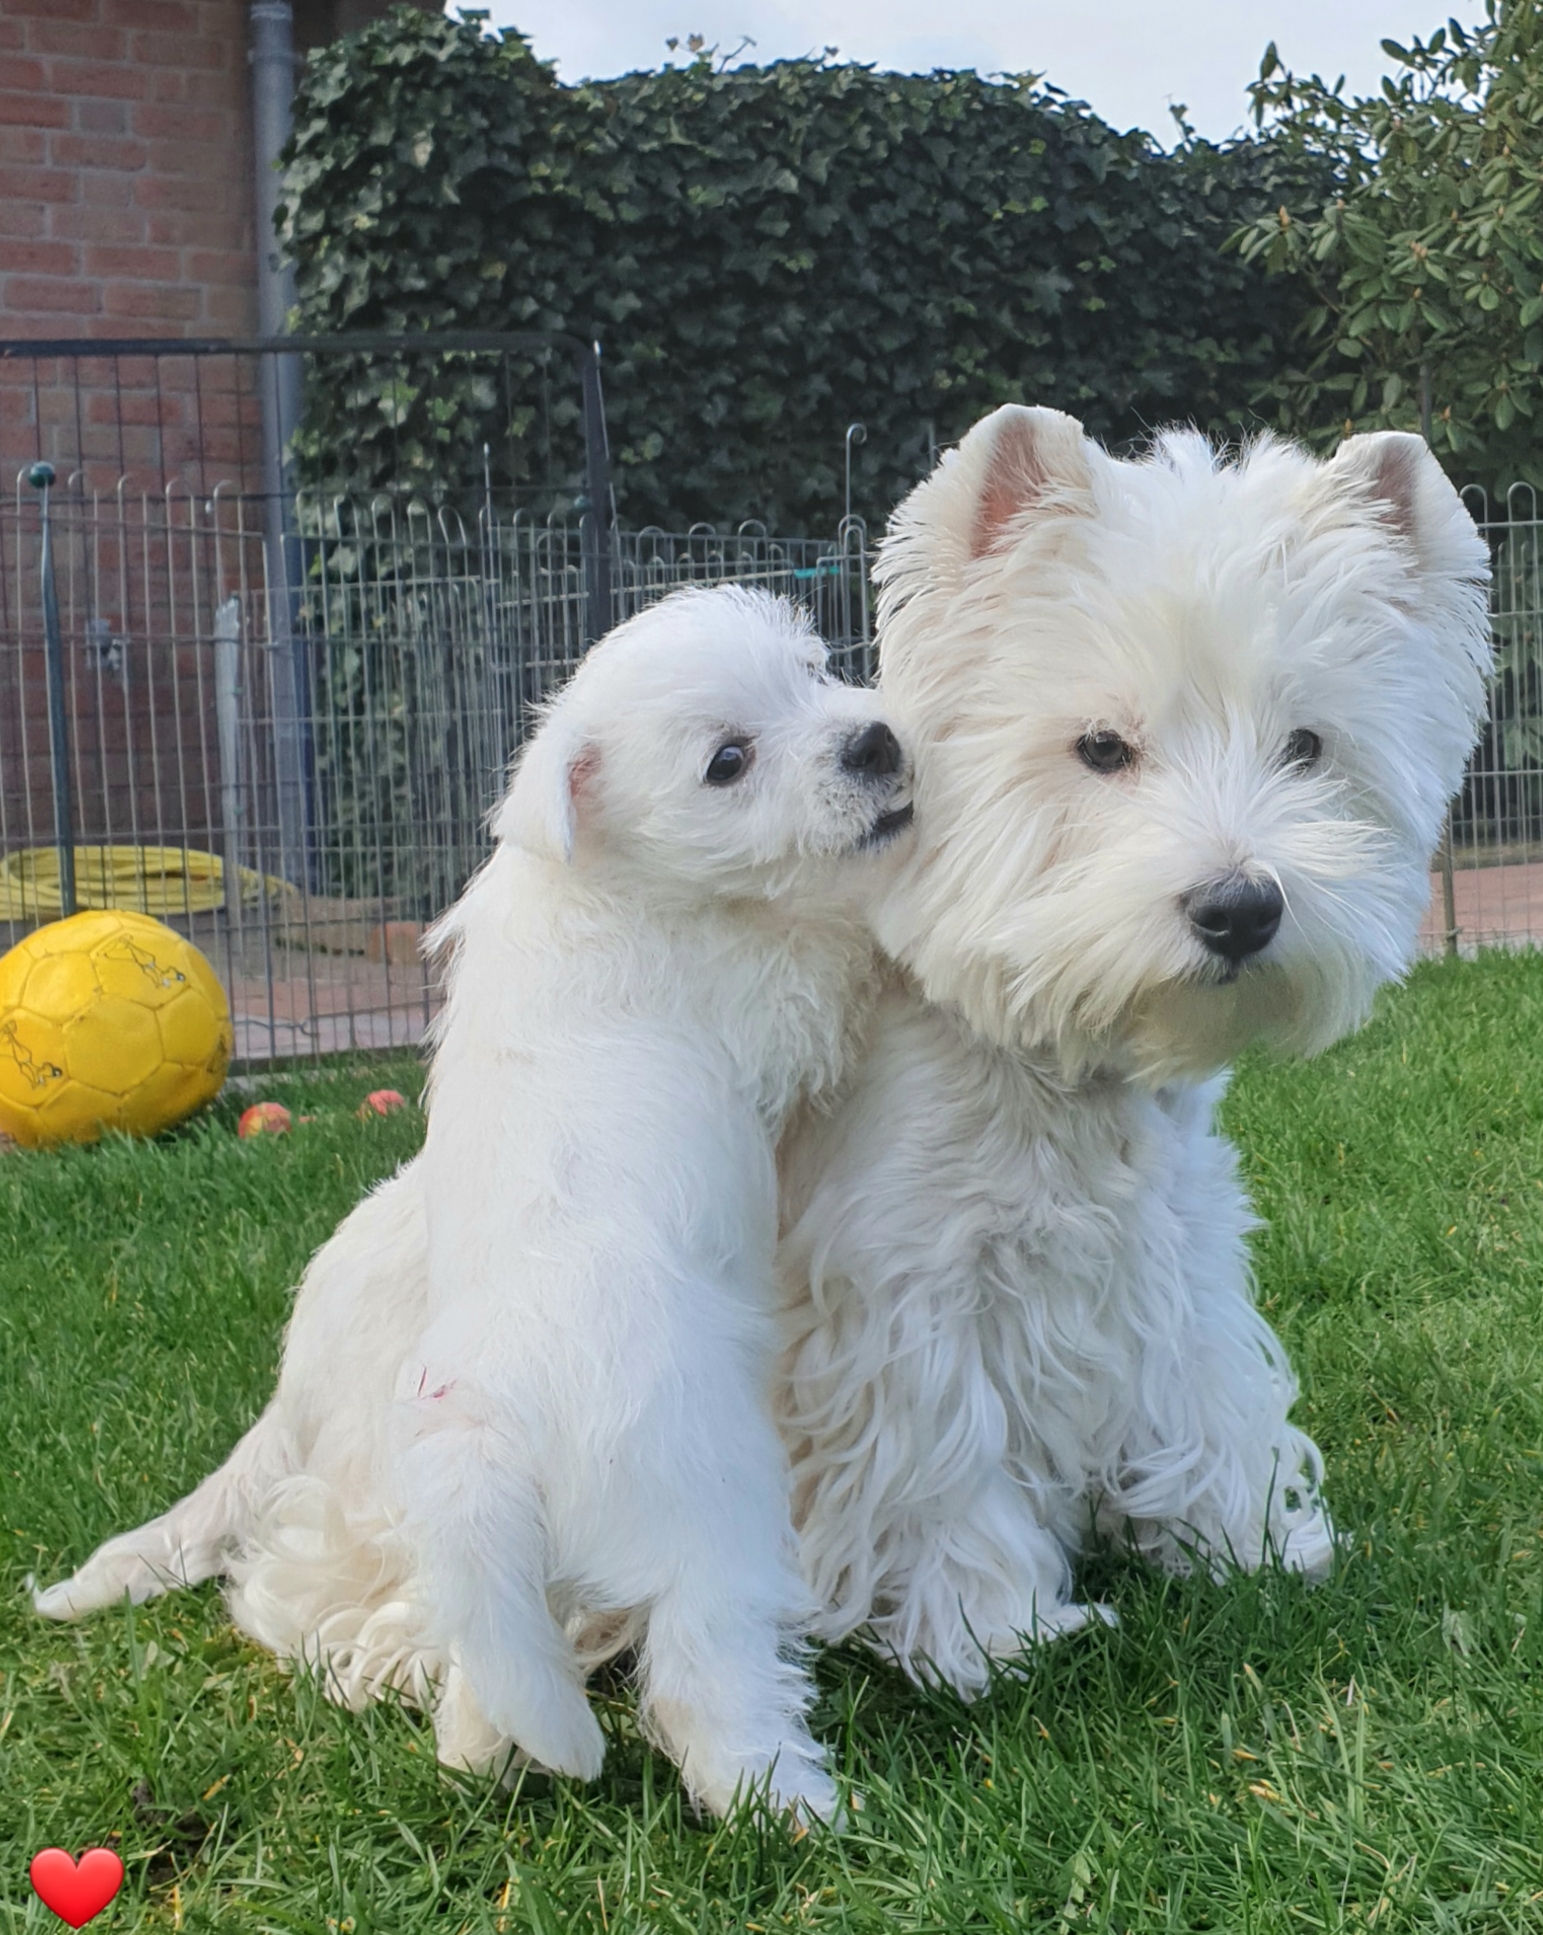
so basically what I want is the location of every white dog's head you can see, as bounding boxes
[871,405,1492,1081]
[494,586,914,901]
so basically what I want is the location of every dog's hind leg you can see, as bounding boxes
[641,1557,838,1824]
[396,1395,604,1782]
[432,1651,519,1777]
[33,1403,290,1620]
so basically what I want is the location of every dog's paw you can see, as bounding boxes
[30,1542,180,1621]
[711,1754,842,1830]
[1278,1505,1338,1583]
[489,1688,606,1783]
[773,1765,845,1833]
[540,1706,607,1783]
[437,1659,606,1783]
[1030,1598,1118,1641]
[31,1574,88,1622]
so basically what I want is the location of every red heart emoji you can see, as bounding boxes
[29,1848,125,1928]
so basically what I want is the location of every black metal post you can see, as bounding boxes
[249,0,308,891]
[844,421,866,528]
[256,344,309,894]
[577,339,613,647]
[29,462,76,920]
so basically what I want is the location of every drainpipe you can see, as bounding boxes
[250,0,297,344]
[248,0,308,892]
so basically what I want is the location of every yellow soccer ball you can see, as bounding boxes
[0,910,233,1147]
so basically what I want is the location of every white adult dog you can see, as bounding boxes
[778,407,1492,1693]
[36,586,914,1821]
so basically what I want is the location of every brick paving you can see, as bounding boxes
[225,944,440,1066]
[140,904,432,1066]
[1419,860,1543,955]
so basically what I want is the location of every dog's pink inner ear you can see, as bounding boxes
[1329,430,1431,556]
[559,742,601,857]
[971,409,1090,559]
[1364,438,1421,546]
[568,744,601,815]
[499,728,601,865]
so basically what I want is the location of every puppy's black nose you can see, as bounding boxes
[841,720,903,779]
[1184,874,1284,964]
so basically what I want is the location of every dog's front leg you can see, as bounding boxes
[1103,1084,1335,1581]
[778,991,1115,1695]
[784,1286,1108,1694]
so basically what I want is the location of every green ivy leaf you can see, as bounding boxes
[280,4,1325,531]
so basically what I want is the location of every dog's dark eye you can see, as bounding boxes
[1076,729,1137,775]
[1281,729,1323,771]
[704,739,754,787]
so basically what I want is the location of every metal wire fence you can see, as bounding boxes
[1427,485,1543,955]
[0,471,871,1064]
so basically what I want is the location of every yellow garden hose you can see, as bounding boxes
[0,846,294,923]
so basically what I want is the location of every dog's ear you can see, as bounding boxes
[493,718,601,866]
[1324,431,1459,568]
[877,405,1095,628]
[966,405,1096,559]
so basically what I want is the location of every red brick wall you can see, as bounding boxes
[0,0,263,490]
[0,0,442,486]
[0,0,438,887]
[0,0,255,890]
[1,0,258,343]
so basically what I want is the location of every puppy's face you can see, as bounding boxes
[498,587,914,901]
[872,407,1493,1080]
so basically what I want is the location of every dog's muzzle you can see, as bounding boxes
[1183,873,1283,966]
[840,719,913,849]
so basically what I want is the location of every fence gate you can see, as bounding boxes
[0,333,872,1065]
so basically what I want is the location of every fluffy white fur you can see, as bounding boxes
[35,586,915,1821]
[777,408,1493,1693]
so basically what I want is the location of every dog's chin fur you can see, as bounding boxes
[778,406,1492,1691]
[1120,954,1357,1084]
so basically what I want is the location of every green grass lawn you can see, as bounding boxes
[6,957,1543,1932]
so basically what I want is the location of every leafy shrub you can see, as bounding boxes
[1235,1,1543,501]
[279,9,1323,531]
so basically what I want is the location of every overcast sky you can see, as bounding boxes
[471,0,1456,142]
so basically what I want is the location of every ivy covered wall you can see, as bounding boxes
[280,10,1325,530]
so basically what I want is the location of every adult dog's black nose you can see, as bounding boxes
[1184,874,1284,964]
[841,720,903,779]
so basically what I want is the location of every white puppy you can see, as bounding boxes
[778,408,1492,1693]
[37,586,914,1821]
